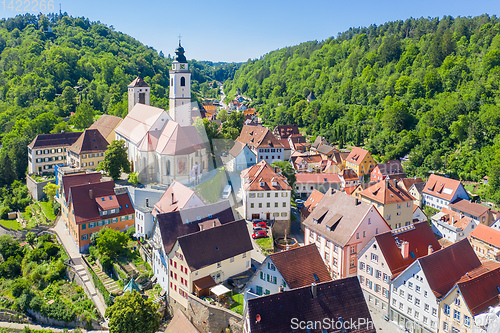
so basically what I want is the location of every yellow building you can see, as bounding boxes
[67,129,109,170]
[345,147,376,178]
[359,179,415,229]
[438,262,500,333]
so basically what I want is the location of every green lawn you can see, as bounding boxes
[195,168,227,203]
[229,293,243,315]
[255,237,273,251]
[38,201,57,221]
[0,219,21,230]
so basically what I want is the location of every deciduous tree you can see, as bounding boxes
[98,140,130,180]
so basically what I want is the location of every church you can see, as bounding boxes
[115,43,209,185]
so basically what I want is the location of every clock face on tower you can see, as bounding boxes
[180,64,185,69]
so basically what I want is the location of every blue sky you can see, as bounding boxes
[1,0,499,62]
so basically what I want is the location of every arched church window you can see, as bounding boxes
[166,160,170,176]
[180,77,186,86]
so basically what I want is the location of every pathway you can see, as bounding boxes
[89,262,121,295]
[50,217,107,318]
[0,321,108,332]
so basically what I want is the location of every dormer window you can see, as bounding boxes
[272,181,278,187]
[260,181,265,187]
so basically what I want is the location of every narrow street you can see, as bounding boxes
[51,217,107,319]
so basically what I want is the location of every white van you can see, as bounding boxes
[222,185,232,199]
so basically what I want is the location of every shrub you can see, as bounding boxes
[38,234,53,243]
[126,227,135,239]
[43,242,59,258]
[0,206,10,219]
[100,254,112,273]
[128,172,139,184]
[29,295,43,312]
[25,232,36,245]
[53,202,61,216]
[89,246,98,261]
[41,299,76,322]
[11,278,30,297]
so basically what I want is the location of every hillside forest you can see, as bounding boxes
[225,15,500,203]
[0,13,239,189]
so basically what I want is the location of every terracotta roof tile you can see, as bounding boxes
[469,224,500,248]
[419,239,481,298]
[95,194,120,211]
[127,76,149,88]
[241,160,291,191]
[68,129,109,154]
[28,132,82,149]
[457,265,500,315]
[273,124,299,139]
[247,277,375,333]
[300,190,324,219]
[373,160,404,177]
[339,168,359,181]
[449,198,490,218]
[236,125,283,149]
[115,104,169,145]
[88,115,122,143]
[62,172,102,203]
[433,207,473,230]
[422,174,465,202]
[269,244,332,289]
[359,180,415,204]
[177,220,252,271]
[153,181,204,215]
[295,173,341,184]
[398,177,424,191]
[375,222,441,277]
[165,310,200,333]
[345,147,371,165]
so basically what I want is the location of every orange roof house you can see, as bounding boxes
[422,174,469,210]
[469,224,500,261]
[345,147,376,178]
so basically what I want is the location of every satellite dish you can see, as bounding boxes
[256,314,261,322]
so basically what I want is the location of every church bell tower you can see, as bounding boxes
[169,39,192,126]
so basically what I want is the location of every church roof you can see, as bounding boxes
[115,103,171,146]
[174,42,187,63]
[155,121,206,155]
[127,77,149,88]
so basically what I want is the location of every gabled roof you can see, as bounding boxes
[469,224,500,248]
[177,220,252,271]
[344,185,359,195]
[311,136,328,150]
[291,154,323,168]
[432,207,473,230]
[88,115,122,143]
[95,194,119,211]
[359,180,415,205]
[155,122,206,155]
[301,189,324,219]
[154,201,235,254]
[399,177,424,191]
[449,198,490,218]
[165,310,200,333]
[247,277,375,333]
[229,141,246,158]
[127,76,149,88]
[423,174,466,202]
[302,190,378,247]
[273,124,299,139]
[236,125,283,149]
[269,244,331,289]
[69,181,134,224]
[28,132,82,149]
[409,181,426,194]
[345,147,372,165]
[418,239,481,298]
[316,144,336,155]
[456,264,500,316]
[374,222,441,277]
[295,173,341,184]
[62,172,102,202]
[115,103,170,146]
[373,160,404,176]
[339,168,359,181]
[241,160,291,191]
[153,181,204,215]
[277,138,291,150]
[68,129,109,154]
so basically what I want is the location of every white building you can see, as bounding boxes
[430,207,476,243]
[235,125,284,163]
[115,44,210,185]
[227,141,256,172]
[422,174,469,210]
[241,160,291,221]
[389,239,481,333]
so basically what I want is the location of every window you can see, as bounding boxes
[424,304,429,312]
[359,262,365,270]
[334,245,339,253]
[356,232,360,239]
[392,298,396,306]
[444,304,450,316]
[281,212,287,217]
[371,253,378,263]
[454,297,461,306]
[333,258,338,267]
[350,246,356,254]
[400,289,404,297]
[282,202,286,207]
[376,270,381,279]
[408,282,413,289]
[424,291,428,298]
[407,308,412,315]
[414,311,419,319]
[89,222,95,228]
[432,308,437,317]
[359,276,365,284]
[275,193,278,197]
[366,279,372,289]
[367,265,373,275]
[464,315,470,326]
[416,285,421,293]
[81,234,88,241]
[443,322,449,332]
[180,77,186,86]
[260,272,264,280]
[350,260,355,268]
[256,286,262,295]
[408,294,413,302]
[82,224,86,230]
[415,298,420,306]
[266,202,270,208]
[275,202,278,207]
[383,273,390,283]
[453,309,460,321]
[375,284,381,293]
[383,288,389,298]
[259,203,262,208]
[250,203,254,208]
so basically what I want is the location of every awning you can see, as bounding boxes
[210,284,231,297]
[193,275,216,291]
[133,232,144,238]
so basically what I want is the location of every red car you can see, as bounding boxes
[253,222,267,229]
[252,230,268,239]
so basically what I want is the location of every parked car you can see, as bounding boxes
[252,230,268,239]
[253,227,267,232]
[252,219,263,223]
[253,222,267,229]
[295,199,305,208]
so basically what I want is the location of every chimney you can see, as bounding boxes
[279,286,284,293]
[355,198,360,205]
[393,179,397,187]
[146,198,149,208]
[428,245,433,255]
[89,189,93,200]
[171,193,174,204]
[311,282,317,298]
[213,220,216,227]
[401,241,410,260]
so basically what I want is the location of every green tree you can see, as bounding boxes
[128,172,139,184]
[271,161,296,192]
[0,153,15,187]
[105,290,160,333]
[43,183,59,203]
[98,140,130,180]
[60,86,77,117]
[216,109,228,122]
[96,228,128,258]
[71,100,95,129]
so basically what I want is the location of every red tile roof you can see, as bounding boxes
[398,177,424,191]
[153,181,203,215]
[423,174,464,202]
[68,129,109,154]
[372,160,404,177]
[449,198,490,218]
[62,172,102,203]
[345,147,371,165]
[455,263,500,315]
[269,244,332,289]
[273,124,299,139]
[28,132,82,149]
[344,185,359,195]
[295,173,341,184]
[277,139,290,150]
[469,224,500,248]
[375,222,441,277]
[339,168,359,181]
[88,115,122,143]
[236,125,283,149]
[359,180,415,204]
[95,195,120,211]
[418,239,481,298]
[300,189,324,219]
[241,160,291,191]
[434,207,473,230]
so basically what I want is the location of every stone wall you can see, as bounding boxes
[27,309,101,330]
[271,219,291,238]
[26,174,54,201]
[167,293,243,333]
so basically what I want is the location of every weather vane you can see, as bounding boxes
[178,34,182,45]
